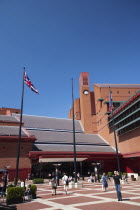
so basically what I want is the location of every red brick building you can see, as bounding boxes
[0,72,140,181]
[69,72,140,175]
[0,113,36,181]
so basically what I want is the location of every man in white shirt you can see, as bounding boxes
[62,173,69,194]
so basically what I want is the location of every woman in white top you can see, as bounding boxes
[20,180,25,188]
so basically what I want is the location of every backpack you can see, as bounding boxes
[66,179,69,185]
[53,182,57,188]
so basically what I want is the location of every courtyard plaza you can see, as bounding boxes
[1,177,140,210]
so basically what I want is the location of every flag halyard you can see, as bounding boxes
[24,72,39,94]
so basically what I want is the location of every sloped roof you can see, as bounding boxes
[0,115,19,122]
[0,126,28,136]
[27,129,107,145]
[12,113,116,154]
[13,114,83,132]
[33,144,115,153]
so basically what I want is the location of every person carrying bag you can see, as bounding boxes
[51,178,57,196]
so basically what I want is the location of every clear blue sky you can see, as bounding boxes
[0,0,140,118]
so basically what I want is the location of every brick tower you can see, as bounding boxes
[79,72,97,134]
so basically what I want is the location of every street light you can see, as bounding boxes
[53,164,61,186]
[3,166,11,190]
[91,163,100,182]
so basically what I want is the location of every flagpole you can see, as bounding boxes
[112,111,121,173]
[15,67,25,185]
[109,87,121,173]
[72,78,77,183]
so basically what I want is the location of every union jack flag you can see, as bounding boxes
[24,72,39,94]
[109,91,113,112]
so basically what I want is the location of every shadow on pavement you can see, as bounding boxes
[36,196,42,199]
[122,199,130,201]
[0,205,17,210]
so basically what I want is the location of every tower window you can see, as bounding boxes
[83,76,89,85]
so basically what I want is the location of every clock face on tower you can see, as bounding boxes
[83,90,89,95]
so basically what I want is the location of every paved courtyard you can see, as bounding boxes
[1,178,140,210]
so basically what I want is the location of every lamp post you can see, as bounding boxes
[72,78,77,183]
[3,166,11,190]
[39,160,42,178]
[53,164,61,186]
[112,113,121,173]
[91,163,100,182]
[109,88,121,174]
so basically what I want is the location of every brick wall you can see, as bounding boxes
[0,107,20,115]
[0,140,32,181]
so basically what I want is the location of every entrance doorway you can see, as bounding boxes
[31,161,86,179]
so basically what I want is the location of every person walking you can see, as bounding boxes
[24,185,32,201]
[20,180,25,188]
[113,171,122,201]
[69,175,73,182]
[90,175,94,183]
[101,173,108,191]
[62,173,69,194]
[51,178,57,196]
[77,173,80,181]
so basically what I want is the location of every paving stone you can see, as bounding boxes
[129,198,140,203]
[77,190,103,194]
[16,202,52,210]
[49,196,101,205]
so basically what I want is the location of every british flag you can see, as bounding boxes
[109,91,114,112]
[24,72,39,94]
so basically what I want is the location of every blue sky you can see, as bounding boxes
[0,0,140,118]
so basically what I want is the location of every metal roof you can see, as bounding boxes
[0,126,28,136]
[33,144,115,153]
[12,113,116,154]
[26,129,108,145]
[12,114,83,132]
[0,115,19,122]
